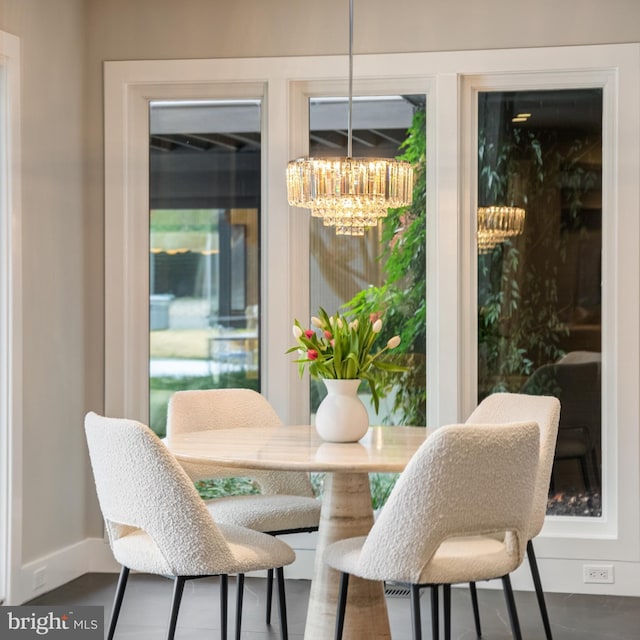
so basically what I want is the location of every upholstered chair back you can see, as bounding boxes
[166,388,315,497]
[85,412,238,576]
[465,393,560,539]
[357,422,540,584]
[168,388,282,433]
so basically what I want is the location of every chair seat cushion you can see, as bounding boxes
[112,529,174,575]
[421,535,517,584]
[325,534,518,585]
[205,494,321,533]
[111,522,296,577]
[216,522,297,571]
[324,536,367,577]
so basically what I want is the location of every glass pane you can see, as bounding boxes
[305,95,426,506]
[149,100,261,437]
[308,95,426,428]
[477,88,603,517]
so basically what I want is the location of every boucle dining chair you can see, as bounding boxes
[85,412,295,640]
[166,388,321,625]
[465,392,561,640]
[521,360,600,492]
[324,422,540,640]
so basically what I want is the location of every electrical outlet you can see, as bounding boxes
[33,566,47,590]
[583,564,614,584]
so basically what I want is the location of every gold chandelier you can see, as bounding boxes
[477,205,525,254]
[286,0,414,236]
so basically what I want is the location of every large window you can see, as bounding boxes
[308,95,426,427]
[476,89,603,517]
[148,100,261,436]
[306,94,427,507]
[105,47,640,587]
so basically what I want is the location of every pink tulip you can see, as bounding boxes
[324,330,332,339]
[305,330,314,339]
[307,349,318,360]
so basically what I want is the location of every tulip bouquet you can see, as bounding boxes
[288,307,406,412]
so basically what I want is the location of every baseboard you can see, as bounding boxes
[10,533,315,604]
[10,532,640,603]
[10,537,118,605]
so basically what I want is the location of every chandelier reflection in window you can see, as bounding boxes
[477,205,525,254]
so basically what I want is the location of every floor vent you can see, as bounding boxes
[384,583,413,598]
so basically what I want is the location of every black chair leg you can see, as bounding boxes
[220,574,228,640]
[430,585,439,640]
[409,584,422,640]
[501,575,522,640]
[107,566,129,640]
[235,574,245,640]
[443,584,451,640]
[275,567,289,640]
[527,541,553,640]
[591,448,601,490]
[266,567,274,624]
[579,455,592,492]
[469,581,482,637]
[335,572,349,640]
[166,577,186,640]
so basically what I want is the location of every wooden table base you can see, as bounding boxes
[304,471,391,640]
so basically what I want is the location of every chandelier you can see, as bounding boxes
[477,205,525,254]
[286,0,414,236]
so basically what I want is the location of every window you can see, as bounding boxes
[105,46,640,580]
[148,100,262,436]
[476,88,603,517]
[304,93,427,506]
[308,95,426,427]
[460,58,640,561]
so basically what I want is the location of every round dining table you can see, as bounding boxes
[166,424,429,640]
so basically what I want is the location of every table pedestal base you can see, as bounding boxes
[304,472,391,640]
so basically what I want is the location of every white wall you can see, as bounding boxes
[1,0,640,603]
[84,0,640,60]
[0,0,107,604]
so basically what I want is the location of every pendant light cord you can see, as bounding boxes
[348,0,354,158]
[285,0,414,235]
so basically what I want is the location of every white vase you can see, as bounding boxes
[315,379,369,443]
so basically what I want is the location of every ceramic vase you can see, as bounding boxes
[315,379,369,442]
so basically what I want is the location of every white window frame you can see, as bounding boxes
[287,76,435,422]
[104,57,436,425]
[0,29,23,605]
[104,67,271,421]
[104,44,640,593]
[451,49,640,589]
[459,68,637,560]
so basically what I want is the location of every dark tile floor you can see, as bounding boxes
[27,572,640,639]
